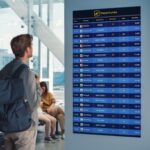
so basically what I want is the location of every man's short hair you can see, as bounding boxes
[10,34,33,57]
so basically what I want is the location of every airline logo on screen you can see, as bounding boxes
[94,10,118,17]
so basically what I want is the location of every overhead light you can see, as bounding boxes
[12,0,16,2]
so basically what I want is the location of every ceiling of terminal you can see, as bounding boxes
[0,0,63,9]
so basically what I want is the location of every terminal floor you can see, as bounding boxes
[36,126,64,150]
[36,140,64,150]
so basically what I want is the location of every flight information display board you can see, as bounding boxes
[73,6,141,137]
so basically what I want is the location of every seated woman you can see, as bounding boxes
[35,75,58,141]
[40,82,65,139]
[38,104,58,141]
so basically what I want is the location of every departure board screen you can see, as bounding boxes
[73,6,141,137]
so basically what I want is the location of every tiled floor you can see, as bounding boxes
[36,140,64,150]
[36,127,64,150]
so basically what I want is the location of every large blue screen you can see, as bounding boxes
[73,6,141,137]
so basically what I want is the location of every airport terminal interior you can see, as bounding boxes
[0,0,150,150]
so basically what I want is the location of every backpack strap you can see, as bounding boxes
[12,64,28,78]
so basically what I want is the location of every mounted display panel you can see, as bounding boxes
[73,6,141,137]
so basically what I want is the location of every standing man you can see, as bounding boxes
[0,34,41,150]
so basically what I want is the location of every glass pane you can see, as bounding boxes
[52,1,64,106]
[0,7,27,69]
[30,36,39,75]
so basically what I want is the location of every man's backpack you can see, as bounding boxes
[0,64,32,133]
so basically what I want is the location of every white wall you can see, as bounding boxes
[65,0,150,150]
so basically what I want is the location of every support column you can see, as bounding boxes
[47,0,54,91]
[38,0,42,77]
